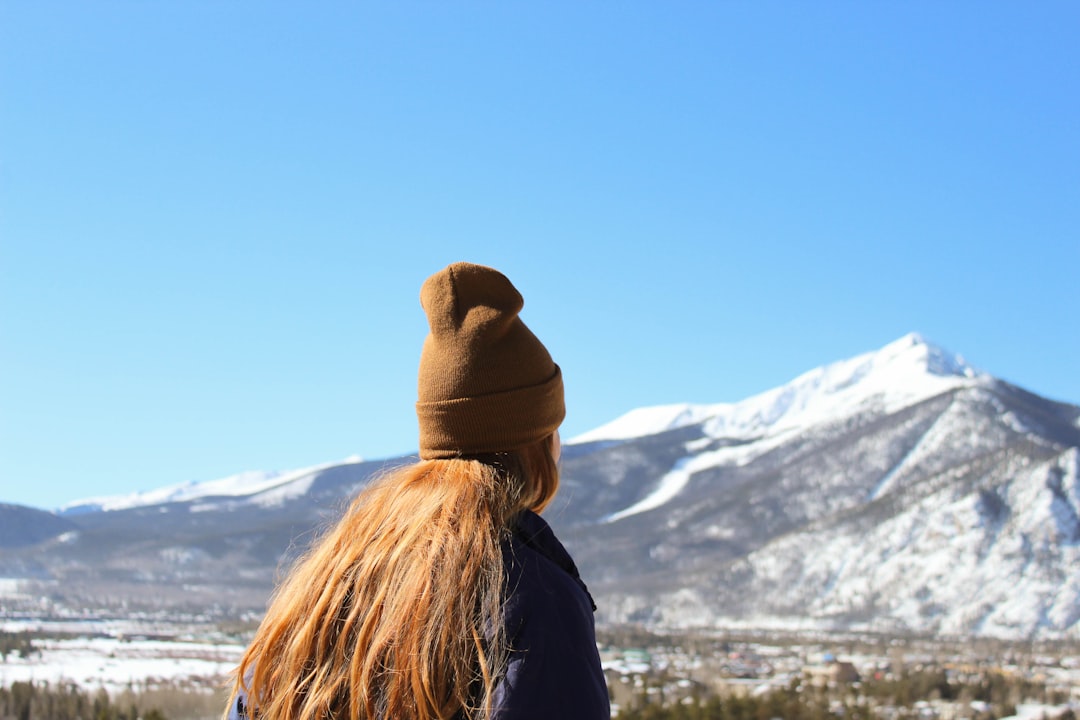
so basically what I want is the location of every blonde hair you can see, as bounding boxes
[228,435,559,720]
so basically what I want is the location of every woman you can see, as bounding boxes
[225,262,609,719]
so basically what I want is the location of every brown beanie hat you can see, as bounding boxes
[416,262,565,459]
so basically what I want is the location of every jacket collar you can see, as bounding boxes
[512,510,596,611]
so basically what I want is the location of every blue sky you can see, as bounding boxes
[2,2,1077,510]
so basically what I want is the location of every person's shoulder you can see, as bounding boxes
[494,512,610,718]
[503,511,596,625]
[506,511,583,587]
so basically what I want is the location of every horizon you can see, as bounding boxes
[2,3,1077,509]
[27,331,1070,512]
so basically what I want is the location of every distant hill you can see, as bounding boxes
[0,504,77,549]
[2,334,1078,640]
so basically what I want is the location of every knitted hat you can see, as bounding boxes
[416,262,565,459]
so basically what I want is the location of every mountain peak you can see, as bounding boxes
[878,332,979,380]
[570,334,986,445]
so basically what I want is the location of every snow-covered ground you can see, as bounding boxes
[0,619,245,694]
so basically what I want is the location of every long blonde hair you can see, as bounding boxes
[228,435,559,720]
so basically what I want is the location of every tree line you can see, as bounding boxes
[0,681,167,720]
[615,666,1076,720]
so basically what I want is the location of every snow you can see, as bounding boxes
[596,335,985,523]
[570,333,983,446]
[60,457,364,514]
[0,636,244,694]
[582,336,987,521]
[1000,705,1077,720]
[569,403,725,444]
[0,620,244,695]
[0,578,28,599]
[605,457,695,522]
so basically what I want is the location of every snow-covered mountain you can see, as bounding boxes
[572,332,982,446]
[564,333,992,525]
[552,335,1080,639]
[60,457,365,514]
[3,334,1078,640]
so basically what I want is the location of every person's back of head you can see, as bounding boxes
[230,262,564,720]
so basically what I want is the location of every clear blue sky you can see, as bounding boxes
[2,3,1077,510]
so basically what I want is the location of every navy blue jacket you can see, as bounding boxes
[491,510,609,719]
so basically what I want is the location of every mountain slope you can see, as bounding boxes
[550,335,1080,638]
[0,505,77,549]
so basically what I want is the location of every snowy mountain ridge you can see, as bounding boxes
[559,332,1080,639]
[7,332,1078,640]
[571,332,982,445]
[61,456,364,515]
[593,334,986,524]
[59,333,970,515]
